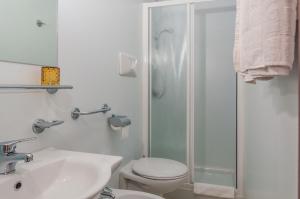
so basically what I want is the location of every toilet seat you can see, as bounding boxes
[132,158,188,180]
[120,160,189,195]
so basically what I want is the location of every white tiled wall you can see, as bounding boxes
[0,0,152,187]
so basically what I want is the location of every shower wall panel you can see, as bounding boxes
[193,4,236,187]
[150,5,188,163]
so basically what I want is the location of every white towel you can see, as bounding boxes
[234,0,297,83]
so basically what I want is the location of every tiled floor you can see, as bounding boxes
[164,189,223,199]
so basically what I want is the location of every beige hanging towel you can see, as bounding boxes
[234,0,297,83]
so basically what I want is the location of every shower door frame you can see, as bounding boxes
[142,0,240,194]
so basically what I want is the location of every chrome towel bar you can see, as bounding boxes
[71,104,111,120]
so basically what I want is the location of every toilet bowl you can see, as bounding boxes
[119,158,188,195]
[112,189,164,199]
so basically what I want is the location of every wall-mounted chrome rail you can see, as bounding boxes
[71,104,111,120]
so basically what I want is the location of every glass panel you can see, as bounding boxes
[193,0,237,187]
[149,5,187,163]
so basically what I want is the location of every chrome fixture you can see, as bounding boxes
[32,119,64,134]
[99,187,115,199]
[108,115,131,128]
[71,104,111,120]
[0,137,36,175]
[36,20,46,27]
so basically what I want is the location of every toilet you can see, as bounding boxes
[119,158,188,195]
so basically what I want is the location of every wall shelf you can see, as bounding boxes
[0,84,73,94]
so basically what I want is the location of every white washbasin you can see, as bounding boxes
[0,148,122,199]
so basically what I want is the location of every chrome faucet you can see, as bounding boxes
[32,119,64,134]
[0,137,36,175]
[99,187,115,199]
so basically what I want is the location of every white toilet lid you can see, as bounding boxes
[132,158,188,180]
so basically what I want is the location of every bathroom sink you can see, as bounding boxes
[0,148,122,199]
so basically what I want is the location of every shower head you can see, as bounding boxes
[154,28,174,40]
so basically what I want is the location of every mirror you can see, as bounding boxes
[0,0,58,66]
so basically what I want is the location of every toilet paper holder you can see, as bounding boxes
[108,115,131,128]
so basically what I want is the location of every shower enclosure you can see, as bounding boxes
[142,0,237,191]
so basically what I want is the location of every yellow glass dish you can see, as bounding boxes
[41,66,60,86]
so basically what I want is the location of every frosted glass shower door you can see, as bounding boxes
[193,0,237,187]
[149,5,188,164]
